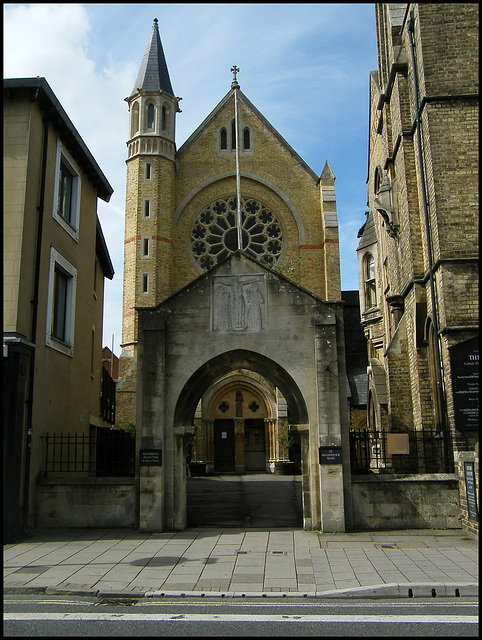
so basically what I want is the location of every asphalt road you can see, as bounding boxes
[4,594,479,637]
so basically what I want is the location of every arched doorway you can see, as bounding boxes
[190,371,291,475]
[175,351,307,528]
[182,363,303,527]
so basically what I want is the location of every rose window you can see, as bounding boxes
[189,196,283,271]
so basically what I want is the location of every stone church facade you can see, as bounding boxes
[117,19,351,532]
[117,7,477,535]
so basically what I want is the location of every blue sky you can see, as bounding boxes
[4,3,377,356]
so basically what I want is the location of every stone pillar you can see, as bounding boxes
[292,424,312,529]
[234,418,245,473]
[314,320,346,532]
[265,419,276,471]
[170,426,193,530]
[137,316,165,532]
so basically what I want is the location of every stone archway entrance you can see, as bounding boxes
[185,368,303,527]
[136,252,351,534]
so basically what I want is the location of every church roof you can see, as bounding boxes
[130,18,174,97]
[177,87,320,185]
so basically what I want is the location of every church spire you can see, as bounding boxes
[131,18,174,97]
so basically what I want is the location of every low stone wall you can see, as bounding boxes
[351,474,460,530]
[36,477,136,529]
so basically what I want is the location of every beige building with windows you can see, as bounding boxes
[357,4,478,536]
[3,77,115,541]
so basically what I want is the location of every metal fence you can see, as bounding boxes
[349,428,455,475]
[42,428,135,477]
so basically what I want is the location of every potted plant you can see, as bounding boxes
[274,426,297,475]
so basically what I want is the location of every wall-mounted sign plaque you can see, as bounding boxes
[319,446,343,465]
[449,337,479,431]
[464,461,478,522]
[139,449,162,466]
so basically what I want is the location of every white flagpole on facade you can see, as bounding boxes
[231,65,242,251]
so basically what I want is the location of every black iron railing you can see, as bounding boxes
[42,428,135,477]
[349,428,455,475]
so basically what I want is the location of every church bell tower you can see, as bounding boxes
[119,19,181,421]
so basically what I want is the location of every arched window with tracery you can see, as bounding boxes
[189,195,284,271]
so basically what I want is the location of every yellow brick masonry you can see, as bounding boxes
[118,86,342,425]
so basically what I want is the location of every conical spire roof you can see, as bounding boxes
[131,18,174,97]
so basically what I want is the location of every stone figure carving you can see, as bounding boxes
[212,274,266,332]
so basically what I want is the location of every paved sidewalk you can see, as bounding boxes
[4,528,478,599]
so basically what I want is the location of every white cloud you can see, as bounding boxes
[4,3,377,353]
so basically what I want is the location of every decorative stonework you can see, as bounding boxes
[190,195,283,271]
[212,274,266,332]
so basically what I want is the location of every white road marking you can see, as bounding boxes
[4,612,478,623]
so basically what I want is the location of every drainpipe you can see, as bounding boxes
[23,98,49,532]
[407,12,447,435]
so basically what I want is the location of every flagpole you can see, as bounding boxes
[231,66,242,251]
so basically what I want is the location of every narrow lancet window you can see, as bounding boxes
[220,128,227,150]
[147,104,155,129]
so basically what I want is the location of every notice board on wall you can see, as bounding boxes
[449,337,479,431]
[464,461,478,522]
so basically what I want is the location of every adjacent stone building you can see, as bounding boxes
[357,4,478,536]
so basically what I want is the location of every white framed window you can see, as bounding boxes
[52,141,81,241]
[364,253,377,309]
[46,247,77,357]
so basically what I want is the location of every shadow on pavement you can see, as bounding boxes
[186,473,302,528]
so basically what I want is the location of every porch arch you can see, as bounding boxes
[174,349,309,428]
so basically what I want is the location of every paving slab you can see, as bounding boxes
[4,526,478,599]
